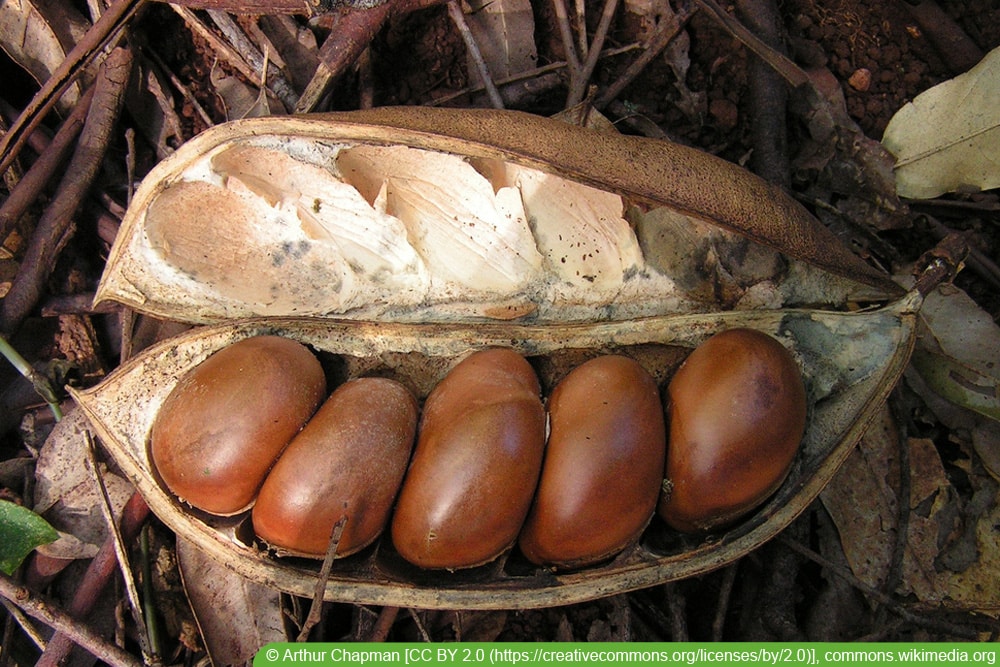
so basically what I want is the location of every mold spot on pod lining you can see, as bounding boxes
[149,335,326,516]
[390,348,546,570]
[519,355,666,568]
[658,328,807,533]
[252,377,418,558]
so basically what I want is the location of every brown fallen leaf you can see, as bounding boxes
[177,537,287,665]
[821,404,1000,612]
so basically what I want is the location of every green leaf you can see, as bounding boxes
[0,499,59,575]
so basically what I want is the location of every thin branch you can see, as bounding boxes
[447,1,504,108]
[693,0,809,87]
[0,0,146,176]
[207,9,300,110]
[1,47,133,335]
[170,5,265,93]
[593,4,694,109]
[368,606,401,641]
[296,515,347,642]
[428,42,639,106]
[551,0,582,73]
[36,492,150,667]
[0,87,95,242]
[295,2,396,112]
[565,0,619,107]
[0,574,144,667]
[85,434,153,662]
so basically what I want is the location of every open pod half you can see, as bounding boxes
[76,107,917,609]
[72,293,920,609]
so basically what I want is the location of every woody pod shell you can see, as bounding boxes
[71,107,919,610]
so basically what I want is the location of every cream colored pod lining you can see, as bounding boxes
[120,135,682,323]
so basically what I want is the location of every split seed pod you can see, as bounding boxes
[150,335,325,516]
[71,107,920,609]
[519,355,666,568]
[391,348,546,570]
[253,377,418,558]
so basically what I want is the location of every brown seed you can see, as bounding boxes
[391,348,545,570]
[658,328,806,533]
[519,355,666,568]
[253,377,418,558]
[150,336,326,516]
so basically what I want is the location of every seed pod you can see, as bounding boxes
[519,355,666,568]
[253,377,418,558]
[391,348,546,570]
[658,328,807,532]
[150,335,326,515]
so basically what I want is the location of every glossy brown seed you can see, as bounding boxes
[252,377,418,558]
[658,328,807,533]
[150,335,325,515]
[391,348,546,570]
[519,355,666,568]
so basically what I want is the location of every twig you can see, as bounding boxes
[296,3,394,112]
[736,0,790,187]
[144,48,214,129]
[0,0,146,177]
[693,0,808,88]
[368,606,401,641]
[85,433,153,662]
[150,0,334,14]
[447,1,504,108]
[573,0,588,59]
[551,0,582,74]
[778,535,984,639]
[207,9,300,110]
[711,563,739,641]
[565,0,620,107]
[170,5,266,97]
[428,43,639,106]
[593,4,695,110]
[407,608,432,642]
[0,87,95,242]
[1,597,48,650]
[36,492,150,667]
[0,573,144,667]
[1,47,133,335]
[877,388,912,631]
[296,515,347,642]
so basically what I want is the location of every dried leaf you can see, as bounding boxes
[822,406,1000,609]
[177,537,287,666]
[463,0,537,84]
[0,499,58,575]
[33,408,135,549]
[883,45,1000,199]
[908,282,1000,477]
[0,0,89,114]
[911,349,1000,422]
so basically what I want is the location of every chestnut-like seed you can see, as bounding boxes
[252,377,418,558]
[391,348,546,570]
[150,335,325,515]
[519,355,666,568]
[658,328,806,533]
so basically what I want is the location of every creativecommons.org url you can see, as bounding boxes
[260,646,999,666]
